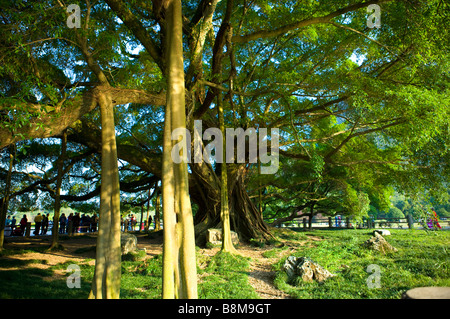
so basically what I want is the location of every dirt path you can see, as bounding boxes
[1,233,163,268]
[236,233,324,299]
[237,245,291,299]
[197,244,291,299]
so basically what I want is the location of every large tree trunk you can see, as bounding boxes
[192,165,273,245]
[0,145,15,250]
[89,91,122,299]
[162,0,198,299]
[229,171,273,241]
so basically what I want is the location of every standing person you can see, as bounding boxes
[131,214,137,231]
[59,213,67,234]
[127,214,131,231]
[82,214,91,232]
[431,209,442,229]
[90,213,98,232]
[20,215,27,236]
[426,210,434,229]
[5,216,12,236]
[72,213,81,233]
[41,214,49,235]
[5,216,12,228]
[34,213,43,235]
[80,214,87,232]
[148,215,153,230]
[83,214,89,232]
[72,212,80,233]
[67,213,74,235]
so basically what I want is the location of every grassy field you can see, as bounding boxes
[0,228,448,299]
[270,228,450,299]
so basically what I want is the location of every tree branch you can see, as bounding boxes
[104,0,165,72]
[325,118,406,161]
[269,95,350,128]
[232,0,392,43]
[0,87,166,150]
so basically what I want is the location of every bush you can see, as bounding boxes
[435,207,450,218]
[388,207,404,219]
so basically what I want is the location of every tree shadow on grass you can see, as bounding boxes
[0,258,91,299]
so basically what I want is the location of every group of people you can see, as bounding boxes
[4,212,99,236]
[121,214,153,232]
[59,212,99,234]
[121,214,138,231]
[6,211,157,236]
[32,213,50,235]
[426,210,442,230]
[4,214,48,236]
[5,215,18,234]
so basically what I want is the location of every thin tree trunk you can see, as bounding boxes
[145,188,151,231]
[162,0,198,299]
[154,190,161,231]
[309,204,314,230]
[0,145,15,250]
[218,93,236,253]
[89,91,122,299]
[140,205,144,232]
[50,130,67,250]
[258,159,263,215]
[162,87,177,298]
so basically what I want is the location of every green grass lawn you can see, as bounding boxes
[197,250,259,299]
[0,228,448,299]
[0,246,256,299]
[270,228,450,299]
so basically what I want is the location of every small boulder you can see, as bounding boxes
[283,256,334,283]
[373,229,391,236]
[206,228,239,246]
[364,232,397,254]
[283,256,298,278]
[121,233,138,255]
